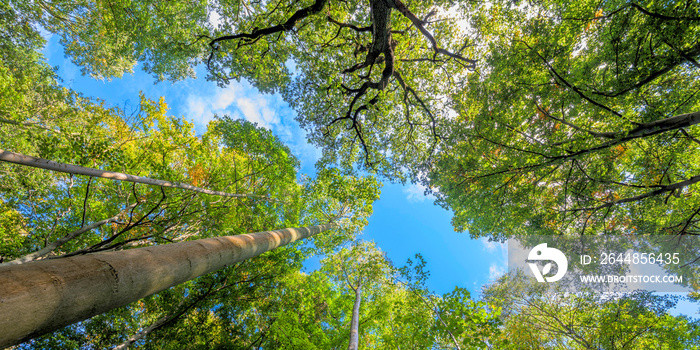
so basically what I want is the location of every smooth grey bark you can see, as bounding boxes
[3,202,140,266]
[0,222,336,348]
[0,149,275,201]
[347,282,362,350]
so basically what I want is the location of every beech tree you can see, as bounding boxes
[215,247,500,349]
[0,98,380,347]
[323,241,391,350]
[429,0,700,237]
[483,272,700,349]
[22,0,477,178]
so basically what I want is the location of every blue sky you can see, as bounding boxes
[40,35,698,316]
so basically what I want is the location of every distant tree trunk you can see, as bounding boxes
[0,149,276,201]
[347,283,362,350]
[0,223,335,348]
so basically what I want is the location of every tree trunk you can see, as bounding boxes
[0,223,335,348]
[0,149,275,201]
[347,283,362,350]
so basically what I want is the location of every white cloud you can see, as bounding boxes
[236,96,279,128]
[480,237,499,253]
[482,237,508,281]
[403,182,436,203]
[185,84,281,129]
[212,84,240,110]
[489,263,506,280]
[186,96,214,125]
[208,10,222,29]
[183,81,320,171]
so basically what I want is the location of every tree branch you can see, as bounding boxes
[392,0,476,69]
[2,201,142,266]
[208,0,329,66]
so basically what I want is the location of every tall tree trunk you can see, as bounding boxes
[347,283,362,350]
[0,223,335,348]
[0,149,276,201]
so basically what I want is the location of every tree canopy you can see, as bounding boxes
[3,0,700,348]
[431,0,700,238]
[26,0,479,178]
[484,272,700,349]
[24,0,700,238]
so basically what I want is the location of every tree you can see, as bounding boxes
[0,12,383,345]
[24,0,700,239]
[23,0,478,178]
[19,249,304,349]
[428,0,700,238]
[2,164,380,348]
[393,254,501,349]
[321,241,391,350]
[0,96,296,264]
[0,8,306,264]
[217,246,500,349]
[483,272,700,349]
[0,221,339,348]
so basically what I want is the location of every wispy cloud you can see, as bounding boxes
[236,96,279,128]
[481,237,508,281]
[185,83,282,130]
[489,263,506,280]
[184,81,320,171]
[403,182,436,203]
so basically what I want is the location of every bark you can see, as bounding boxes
[0,222,335,348]
[0,149,275,201]
[3,202,140,266]
[347,283,362,350]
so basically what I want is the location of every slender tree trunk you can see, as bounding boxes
[0,149,275,201]
[347,283,362,350]
[3,202,140,266]
[0,222,335,348]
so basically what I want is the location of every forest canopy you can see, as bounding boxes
[1,0,700,348]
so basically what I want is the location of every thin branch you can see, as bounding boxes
[567,174,700,213]
[2,202,142,266]
[392,0,476,69]
[326,15,371,32]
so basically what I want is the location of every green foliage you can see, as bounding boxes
[484,272,700,349]
[19,0,480,178]
[5,0,700,348]
[430,0,700,238]
[300,168,381,251]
